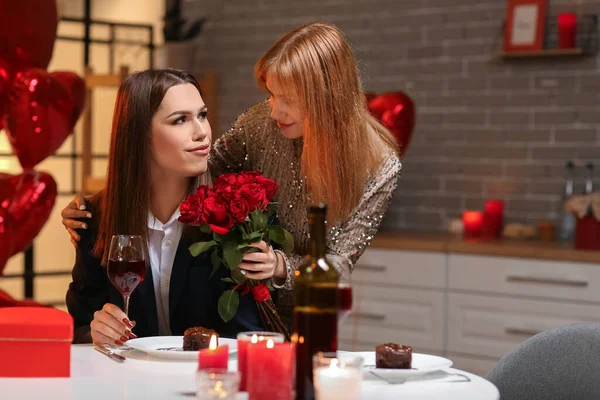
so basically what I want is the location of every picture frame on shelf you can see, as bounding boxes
[503,0,548,52]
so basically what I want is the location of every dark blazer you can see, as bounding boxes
[66,202,263,343]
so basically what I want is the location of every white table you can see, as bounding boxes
[0,345,499,400]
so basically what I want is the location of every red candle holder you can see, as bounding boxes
[482,200,504,238]
[198,335,229,370]
[247,339,295,400]
[237,331,285,392]
[463,211,483,238]
[558,12,577,49]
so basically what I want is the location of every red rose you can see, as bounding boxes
[239,183,269,211]
[179,185,212,225]
[213,173,239,190]
[229,194,250,223]
[254,175,279,201]
[202,193,235,235]
[236,171,262,186]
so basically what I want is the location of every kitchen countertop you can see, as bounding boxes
[371,232,600,264]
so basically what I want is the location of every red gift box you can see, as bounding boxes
[0,307,73,377]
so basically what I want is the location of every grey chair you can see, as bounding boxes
[486,323,600,400]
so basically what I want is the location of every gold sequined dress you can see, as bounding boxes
[209,101,402,329]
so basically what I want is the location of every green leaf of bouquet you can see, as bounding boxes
[209,250,221,279]
[189,240,217,257]
[218,290,239,322]
[200,224,212,234]
[250,209,268,231]
[221,277,234,283]
[223,241,243,270]
[268,225,286,243]
[213,232,223,242]
[282,229,294,254]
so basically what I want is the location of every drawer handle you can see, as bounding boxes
[353,312,386,321]
[356,264,387,272]
[506,275,589,287]
[505,327,542,336]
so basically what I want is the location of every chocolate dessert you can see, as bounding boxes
[376,343,412,369]
[182,327,218,351]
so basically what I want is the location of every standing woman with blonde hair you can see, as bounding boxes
[62,22,402,329]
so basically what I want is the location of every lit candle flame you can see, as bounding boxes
[251,334,258,344]
[209,334,217,350]
[266,339,274,349]
[329,358,339,369]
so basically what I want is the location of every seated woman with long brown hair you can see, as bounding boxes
[66,69,262,345]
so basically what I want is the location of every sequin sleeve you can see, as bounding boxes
[209,117,249,176]
[328,155,402,268]
[273,155,402,290]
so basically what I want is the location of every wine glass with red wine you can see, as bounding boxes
[338,258,353,325]
[107,235,147,317]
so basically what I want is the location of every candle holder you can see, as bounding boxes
[558,12,577,48]
[196,369,240,400]
[462,211,483,239]
[313,352,363,400]
[247,339,295,400]
[237,331,285,391]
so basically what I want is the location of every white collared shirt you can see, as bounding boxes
[147,208,184,336]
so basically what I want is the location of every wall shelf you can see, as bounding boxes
[490,48,588,59]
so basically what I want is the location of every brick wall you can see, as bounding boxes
[182,0,600,232]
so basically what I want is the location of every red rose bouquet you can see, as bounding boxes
[179,171,293,339]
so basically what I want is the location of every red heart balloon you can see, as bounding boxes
[0,171,57,272]
[4,69,86,169]
[0,1,58,69]
[0,58,17,130]
[368,92,416,158]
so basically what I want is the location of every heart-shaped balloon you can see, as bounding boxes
[0,171,57,272]
[367,92,416,158]
[0,0,58,69]
[0,57,17,130]
[4,69,86,169]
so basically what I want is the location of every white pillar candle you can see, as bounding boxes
[314,359,361,400]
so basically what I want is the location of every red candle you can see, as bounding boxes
[463,211,483,238]
[558,12,577,49]
[482,200,504,238]
[247,339,294,400]
[237,332,285,392]
[198,335,229,370]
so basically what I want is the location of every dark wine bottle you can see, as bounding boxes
[293,204,340,400]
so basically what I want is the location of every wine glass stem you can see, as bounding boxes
[123,295,130,317]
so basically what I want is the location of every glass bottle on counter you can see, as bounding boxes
[293,204,340,400]
[558,160,576,242]
[584,162,594,194]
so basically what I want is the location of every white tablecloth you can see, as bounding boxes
[0,345,499,400]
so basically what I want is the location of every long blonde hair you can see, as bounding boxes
[255,22,399,224]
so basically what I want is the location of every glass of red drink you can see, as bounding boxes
[107,235,147,317]
[338,258,353,325]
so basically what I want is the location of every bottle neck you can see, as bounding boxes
[585,170,594,194]
[308,213,326,259]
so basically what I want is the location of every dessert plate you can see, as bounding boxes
[127,336,237,361]
[340,351,453,379]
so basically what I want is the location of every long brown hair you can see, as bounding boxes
[93,68,202,265]
[254,22,399,224]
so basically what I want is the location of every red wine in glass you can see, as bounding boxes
[338,284,353,324]
[107,259,146,296]
[107,235,146,317]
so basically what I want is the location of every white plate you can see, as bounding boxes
[341,351,453,378]
[126,336,237,361]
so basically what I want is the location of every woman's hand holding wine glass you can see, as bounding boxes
[91,235,146,346]
[90,303,137,346]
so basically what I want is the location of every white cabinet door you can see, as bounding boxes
[354,249,446,289]
[340,285,445,353]
[447,292,600,359]
[448,254,600,303]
